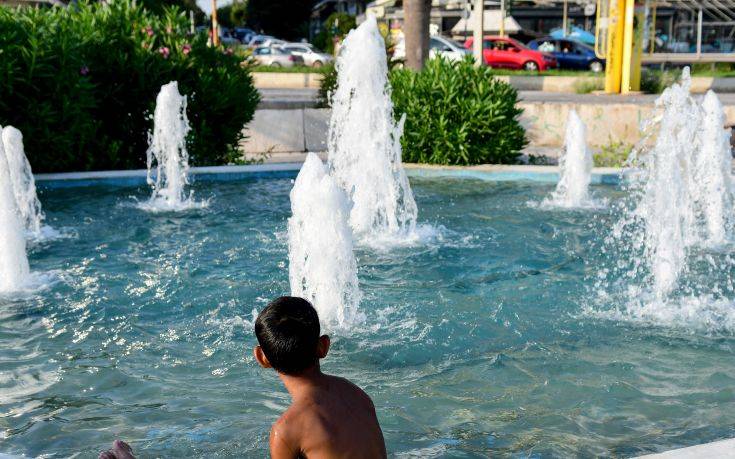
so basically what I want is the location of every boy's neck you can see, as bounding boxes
[278,365,326,399]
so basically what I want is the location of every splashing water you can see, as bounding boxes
[139,81,206,212]
[542,110,597,208]
[0,125,30,293]
[288,153,363,329]
[327,16,422,245]
[1,126,58,241]
[694,90,733,246]
[590,68,735,333]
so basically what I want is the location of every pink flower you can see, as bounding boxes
[182,44,192,55]
[158,46,170,59]
[224,47,234,55]
[166,26,173,34]
[145,26,154,37]
[80,65,89,76]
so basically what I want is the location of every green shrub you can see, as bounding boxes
[640,69,681,94]
[573,78,604,94]
[0,1,259,173]
[593,138,632,167]
[390,57,527,165]
[317,63,337,108]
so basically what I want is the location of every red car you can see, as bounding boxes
[464,36,557,71]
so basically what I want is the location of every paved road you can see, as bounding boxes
[259,88,735,108]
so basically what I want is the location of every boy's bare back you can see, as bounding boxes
[254,297,387,459]
[270,374,386,459]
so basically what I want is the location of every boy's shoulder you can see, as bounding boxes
[269,375,376,449]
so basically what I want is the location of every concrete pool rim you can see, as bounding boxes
[34,162,624,188]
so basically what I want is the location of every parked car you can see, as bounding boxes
[219,27,241,46]
[248,35,285,49]
[279,43,333,67]
[233,27,255,44]
[194,25,240,45]
[464,36,557,71]
[527,37,604,72]
[392,35,469,63]
[429,36,470,61]
[252,46,304,67]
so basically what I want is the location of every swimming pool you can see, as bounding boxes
[1,174,734,457]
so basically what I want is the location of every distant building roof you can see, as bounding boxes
[451,9,521,34]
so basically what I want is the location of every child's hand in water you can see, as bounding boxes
[99,440,136,459]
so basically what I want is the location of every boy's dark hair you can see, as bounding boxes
[255,296,321,375]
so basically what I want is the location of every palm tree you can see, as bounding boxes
[403,0,431,70]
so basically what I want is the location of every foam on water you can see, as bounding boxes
[542,110,602,209]
[139,81,207,212]
[591,68,735,333]
[1,127,58,241]
[288,153,364,329]
[0,127,30,293]
[327,16,430,246]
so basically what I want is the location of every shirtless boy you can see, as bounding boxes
[254,296,387,459]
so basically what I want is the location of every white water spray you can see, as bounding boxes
[590,69,735,332]
[544,110,594,208]
[0,125,30,293]
[327,16,419,243]
[288,153,363,329]
[694,90,733,246]
[2,126,54,240]
[633,68,711,297]
[140,81,205,212]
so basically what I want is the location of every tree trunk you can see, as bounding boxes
[404,0,431,70]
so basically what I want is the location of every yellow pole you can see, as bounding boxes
[605,0,625,93]
[629,1,645,91]
[499,0,505,37]
[620,0,635,94]
[211,0,220,47]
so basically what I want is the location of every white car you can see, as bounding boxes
[280,43,333,68]
[248,35,286,49]
[393,35,470,62]
[428,36,470,61]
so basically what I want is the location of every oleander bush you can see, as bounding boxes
[0,0,259,173]
[390,58,527,165]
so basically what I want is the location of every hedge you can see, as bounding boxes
[0,1,259,173]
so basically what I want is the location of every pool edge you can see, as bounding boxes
[34,162,624,188]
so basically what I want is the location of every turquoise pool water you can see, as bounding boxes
[1,175,734,458]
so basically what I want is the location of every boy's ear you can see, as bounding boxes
[254,346,272,369]
[316,335,330,359]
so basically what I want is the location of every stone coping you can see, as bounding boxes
[34,162,623,188]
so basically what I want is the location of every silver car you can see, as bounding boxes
[279,43,333,68]
[252,46,304,67]
[248,35,285,49]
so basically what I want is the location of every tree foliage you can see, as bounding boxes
[0,0,259,173]
[313,12,356,54]
[245,0,313,40]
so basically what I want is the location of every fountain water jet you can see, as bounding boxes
[2,126,55,240]
[139,81,206,212]
[543,110,595,208]
[288,153,363,329]
[0,126,30,293]
[694,90,733,246]
[327,15,419,244]
[634,68,703,297]
[589,69,735,332]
